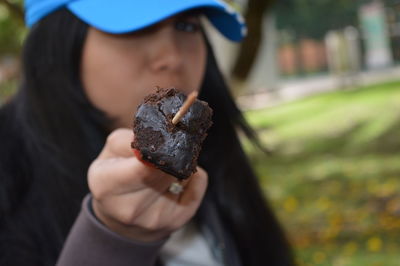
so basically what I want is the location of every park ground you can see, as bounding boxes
[245,80,400,266]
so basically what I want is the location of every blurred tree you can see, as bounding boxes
[0,0,25,56]
[231,0,277,81]
[275,0,361,40]
[383,0,400,5]
[0,0,23,21]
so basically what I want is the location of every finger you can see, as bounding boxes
[96,187,165,225]
[89,157,147,195]
[136,169,207,230]
[89,156,177,197]
[178,167,208,206]
[99,128,135,159]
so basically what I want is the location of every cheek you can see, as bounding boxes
[81,37,145,121]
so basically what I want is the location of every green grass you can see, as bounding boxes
[244,81,400,266]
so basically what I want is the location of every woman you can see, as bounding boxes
[0,0,293,265]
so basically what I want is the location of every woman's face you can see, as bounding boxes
[81,13,207,128]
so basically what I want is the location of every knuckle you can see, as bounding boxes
[106,129,122,145]
[143,220,159,231]
[119,215,134,226]
[200,170,209,180]
[87,160,101,180]
[119,207,139,226]
[166,212,191,232]
[89,184,107,201]
[87,163,108,199]
[144,212,163,231]
[193,167,208,188]
[106,128,131,145]
[195,166,208,178]
[105,129,133,157]
[167,220,182,232]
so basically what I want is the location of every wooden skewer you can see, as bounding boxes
[172,91,198,125]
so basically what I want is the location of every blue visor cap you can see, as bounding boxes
[25,0,247,42]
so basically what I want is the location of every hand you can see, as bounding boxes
[88,128,208,242]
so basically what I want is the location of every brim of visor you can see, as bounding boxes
[67,0,246,42]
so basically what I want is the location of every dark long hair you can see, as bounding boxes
[0,9,293,266]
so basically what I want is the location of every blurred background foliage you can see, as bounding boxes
[0,0,23,104]
[1,0,400,265]
[275,0,399,40]
[0,0,24,55]
[276,0,360,40]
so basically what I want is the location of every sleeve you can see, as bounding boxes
[56,195,168,266]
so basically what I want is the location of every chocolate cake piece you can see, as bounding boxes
[131,88,213,179]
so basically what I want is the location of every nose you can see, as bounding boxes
[149,29,183,73]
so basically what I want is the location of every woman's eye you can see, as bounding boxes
[174,21,200,33]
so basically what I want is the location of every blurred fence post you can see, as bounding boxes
[344,26,362,86]
[325,30,347,87]
[325,27,362,88]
